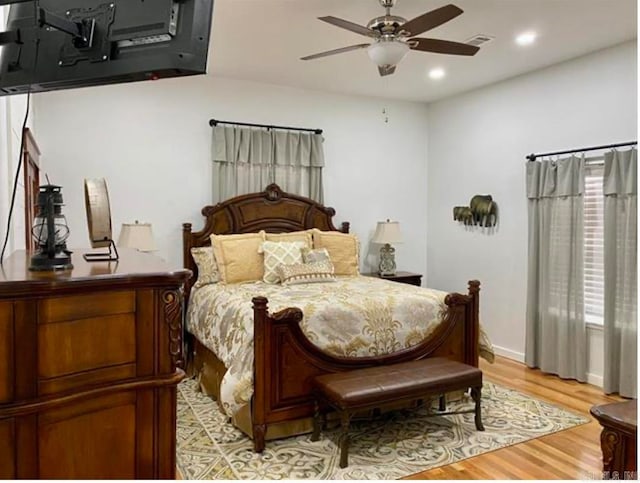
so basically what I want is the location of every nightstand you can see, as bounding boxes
[363,271,422,286]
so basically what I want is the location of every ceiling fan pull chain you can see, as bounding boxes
[382,107,389,124]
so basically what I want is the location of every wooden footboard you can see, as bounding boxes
[250,280,480,452]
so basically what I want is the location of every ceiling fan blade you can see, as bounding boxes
[410,38,479,56]
[378,65,396,77]
[318,16,378,38]
[400,4,463,37]
[301,43,370,61]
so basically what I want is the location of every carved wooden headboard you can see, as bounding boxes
[182,184,350,299]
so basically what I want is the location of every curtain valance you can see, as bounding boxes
[211,124,325,204]
[604,149,637,196]
[212,125,325,167]
[526,156,585,199]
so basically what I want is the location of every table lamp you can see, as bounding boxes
[118,221,157,252]
[372,220,402,276]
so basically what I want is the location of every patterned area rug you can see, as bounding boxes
[176,379,588,480]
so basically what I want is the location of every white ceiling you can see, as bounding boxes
[208,0,637,103]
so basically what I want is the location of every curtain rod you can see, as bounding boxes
[526,141,637,161]
[209,119,323,135]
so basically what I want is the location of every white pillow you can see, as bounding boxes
[261,240,307,284]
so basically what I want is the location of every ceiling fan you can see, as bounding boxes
[301,0,479,76]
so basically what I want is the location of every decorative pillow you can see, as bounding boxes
[302,247,331,264]
[278,260,336,286]
[261,240,306,284]
[191,246,219,288]
[311,229,360,276]
[211,231,266,284]
[265,230,313,248]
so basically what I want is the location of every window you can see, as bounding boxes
[584,161,604,325]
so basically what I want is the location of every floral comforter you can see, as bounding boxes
[186,276,494,417]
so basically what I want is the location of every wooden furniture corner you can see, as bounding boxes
[362,271,423,286]
[0,249,191,479]
[591,399,637,480]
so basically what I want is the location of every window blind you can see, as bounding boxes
[584,163,604,324]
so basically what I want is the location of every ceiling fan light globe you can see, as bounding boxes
[367,40,409,66]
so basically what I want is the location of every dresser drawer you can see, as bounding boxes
[38,291,135,324]
[37,314,137,394]
[38,392,137,479]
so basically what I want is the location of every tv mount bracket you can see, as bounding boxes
[38,8,96,50]
[0,2,115,66]
[58,3,116,66]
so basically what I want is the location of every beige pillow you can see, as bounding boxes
[302,247,331,264]
[191,246,219,288]
[211,231,266,284]
[278,260,336,286]
[312,229,360,276]
[265,230,313,248]
[262,240,306,284]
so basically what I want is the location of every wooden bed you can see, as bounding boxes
[182,183,480,452]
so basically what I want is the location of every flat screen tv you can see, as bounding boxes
[0,0,214,96]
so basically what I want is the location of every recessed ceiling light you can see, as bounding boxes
[516,31,537,46]
[429,68,445,80]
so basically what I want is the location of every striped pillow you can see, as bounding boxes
[278,260,336,286]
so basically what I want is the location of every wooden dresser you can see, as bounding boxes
[0,249,191,479]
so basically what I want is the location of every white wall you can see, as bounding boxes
[33,76,430,275]
[426,41,637,384]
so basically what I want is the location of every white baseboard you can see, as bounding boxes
[492,345,525,363]
[587,373,603,388]
[492,345,604,388]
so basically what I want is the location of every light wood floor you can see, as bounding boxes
[404,355,623,480]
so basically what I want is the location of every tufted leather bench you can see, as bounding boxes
[310,357,484,468]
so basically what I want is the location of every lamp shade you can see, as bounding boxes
[367,40,409,67]
[372,220,403,245]
[118,222,156,252]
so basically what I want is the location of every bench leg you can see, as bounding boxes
[439,394,447,412]
[470,386,485,431]
[311,399,321,442]
[339,412,351,469]
[253,424,266,452]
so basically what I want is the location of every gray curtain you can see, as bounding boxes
[212,125,325,204]
[603,148,637,397]
[525,156,587,381]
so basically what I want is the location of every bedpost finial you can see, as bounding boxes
[183,222,192,232]
[468,280,480,293]
[264,184,283,201]
[252,296,268,310]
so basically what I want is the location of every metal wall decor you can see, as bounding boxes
[453,195,497,227]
